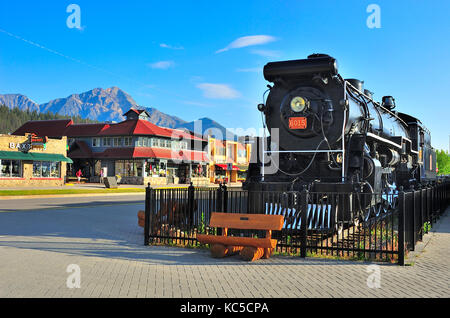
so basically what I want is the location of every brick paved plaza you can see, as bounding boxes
[0,196,449,298]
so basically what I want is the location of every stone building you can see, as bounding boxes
[0,133,72,187]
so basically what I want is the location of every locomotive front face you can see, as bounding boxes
[263,55,346,152]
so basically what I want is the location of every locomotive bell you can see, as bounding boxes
[382,96,396,110]
[346,79,364,92]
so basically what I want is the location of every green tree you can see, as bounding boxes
[0,104,99,134]
[436,149,450,175]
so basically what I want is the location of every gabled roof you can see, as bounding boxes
[13,118,206,141]
[12,119,73,137]
[68,140,93,158]
[124,108,151,117]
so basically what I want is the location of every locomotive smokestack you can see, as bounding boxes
[263,54,338,82]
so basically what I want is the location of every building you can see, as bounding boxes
[13,109,210,186]
[207,137,251,184]
[0,133,72,187]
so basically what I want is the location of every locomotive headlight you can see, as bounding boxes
[290,96,308,113]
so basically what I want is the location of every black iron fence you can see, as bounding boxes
[144,181,450,265]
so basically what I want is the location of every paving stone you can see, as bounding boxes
[0,203,449,298]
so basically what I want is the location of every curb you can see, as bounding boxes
[0,192,146,200]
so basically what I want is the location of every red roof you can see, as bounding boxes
[68,141,93,158]
[134,148,209,162]
[13,118,205,141]
[86,147,208,162]
[216,164,239,171]
[12,119,73,137]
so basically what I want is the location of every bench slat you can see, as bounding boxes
[197,234,277,249]
[209,213,284,231]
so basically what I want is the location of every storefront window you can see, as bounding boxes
[32,161,60,178]
[115,160,144,177]
[0,160,21,178]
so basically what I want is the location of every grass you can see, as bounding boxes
[0,188,146,196]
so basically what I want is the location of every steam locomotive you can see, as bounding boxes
[244,54,436,227]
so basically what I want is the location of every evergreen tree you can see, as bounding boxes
[0,104,99,134]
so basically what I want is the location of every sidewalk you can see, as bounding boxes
[0,199,448,298]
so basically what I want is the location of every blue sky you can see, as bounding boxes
[0,0,449,150]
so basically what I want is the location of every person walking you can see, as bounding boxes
[76,169,82,183]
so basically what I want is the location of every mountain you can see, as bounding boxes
[0,94,40,112]
[177,117,238,141]
[141,106,187,128]
[0,87,234,139]
[39,87,137,122]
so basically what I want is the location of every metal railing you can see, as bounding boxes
[144,180,450,264]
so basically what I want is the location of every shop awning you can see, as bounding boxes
[235,164,249,171]
[215,164,239,171]
[0,151,73,163]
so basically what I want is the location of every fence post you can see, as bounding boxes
[144,182,152,246]
[188,182,195,227]
[398,187,405,266]
[300,186,308,258]
[419,187,423,241]
[411,186,416,250]
[222,183,228,213]
[216,183,223,212]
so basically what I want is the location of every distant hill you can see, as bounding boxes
[0,94,40,112]
[39,87,137,122]
[0,87,236,140]
[177,117,238,141]
[141,106,187,128]
[0,104,98,135]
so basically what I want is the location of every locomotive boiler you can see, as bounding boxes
[244,54,436,228]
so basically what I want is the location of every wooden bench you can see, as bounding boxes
[138,210,145,228]
[197,212,284,261]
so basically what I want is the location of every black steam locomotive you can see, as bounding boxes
[244,54,436,227]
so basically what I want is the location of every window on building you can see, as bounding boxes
[238,148,247,158]
[113,137,122,147]
[92,137,100,147]
[32,161,60,178]
[216,145,225,156]
[124,137,132,147]
[103,137,111,147]
[0,160,21,178]
[142,137,147,147]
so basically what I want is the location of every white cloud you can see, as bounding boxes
[216,35,277,53]
[160,43,184,50]
[148,61,175,69]
[196,83,241,99]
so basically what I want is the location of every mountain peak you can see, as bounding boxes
[1,87,233,139]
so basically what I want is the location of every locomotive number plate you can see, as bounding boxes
[289,117,307,129]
